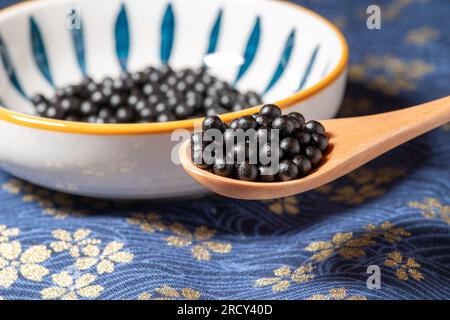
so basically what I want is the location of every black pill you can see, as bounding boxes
[236,115,258,131]
[259,166,276,182]
[277,160,299,181]
[311,133,329,152]
[80,101,97,116]
[280,137,301,158]
[260,104,282,119]
[156,112,176,122]
[213,158,234,177]
[272,115,296,137]
[254,114,272,128]
[292,155,312,175]
[115,107,135,123]
[202,116,224,132]
[305,120,325,135]
[31,94,46,106]
[191,149,212,170]
[237,162,259,181]
[289,112,305,127]
[294,130,311,145]
[305,146,323,167]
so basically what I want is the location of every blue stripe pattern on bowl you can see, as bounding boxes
[160,3,174,64]
[233,16,260,85]
[0,34,27,98]
[115,4,130,71]
[264,29,296,94]
[30,17,54,86]
[206,9,223,55]
[69,7,87,76]
[298,45,320,91]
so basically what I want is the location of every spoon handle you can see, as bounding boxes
[330,95,450,143]
[364,95,450,140]
[324,95,450,180]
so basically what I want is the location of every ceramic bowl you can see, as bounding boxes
[0,0,348,199]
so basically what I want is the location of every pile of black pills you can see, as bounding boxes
[191,104,329,182]
[31,65,263,123]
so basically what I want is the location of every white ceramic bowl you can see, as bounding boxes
[0,0,348,199]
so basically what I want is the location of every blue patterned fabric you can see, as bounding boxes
[0,0,449,300]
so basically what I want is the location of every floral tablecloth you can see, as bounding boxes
[0,0,449,300]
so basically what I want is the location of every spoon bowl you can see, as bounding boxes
[180,96,450,200]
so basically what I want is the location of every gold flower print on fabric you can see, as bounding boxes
[358,0,427,22]
[409,198,450,225]
[0,225,19,243]
[349,55,434,95]
[304,232,374,262]
[363,222,411,243]
[339,97,373,117]
[164,224,232,261]
[405,26,438,46]
[308,288,367,300]
[383,0,413,21]
[384,251,424,281]
[41,271,104,300]
[0,239,51,288]
[265,197,299,215]
[50,229,101,257]
[442,123,450,131]
[74,240,133,274]
[126,213,231,262]
[138,286,201,300]
[41,228,133,300]
[304,221,410,262]
[1,179,87,219]
[0,225,133,299]
[317,167,405,205]
[254,264,315,292]
[127,212,166,233]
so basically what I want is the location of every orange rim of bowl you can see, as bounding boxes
[0,0,349,135]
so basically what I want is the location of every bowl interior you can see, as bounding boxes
[0,0,345,115]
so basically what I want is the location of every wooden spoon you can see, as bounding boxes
[179,96,450,200]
